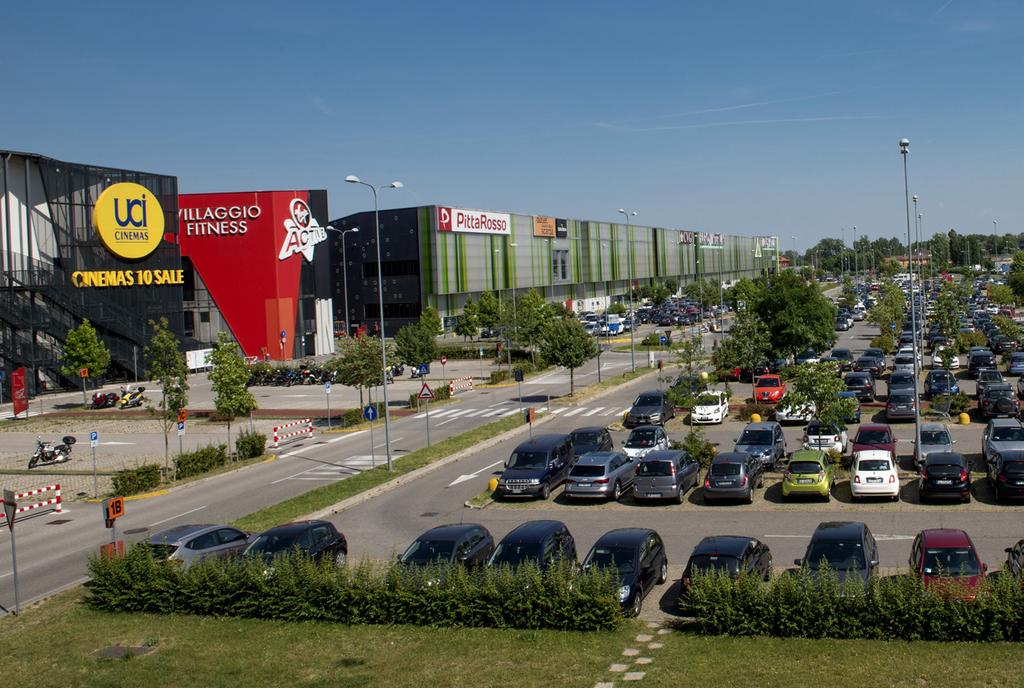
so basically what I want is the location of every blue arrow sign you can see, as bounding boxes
[363,405,378,422]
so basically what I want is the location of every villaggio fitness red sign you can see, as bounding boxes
[177,190,328,361]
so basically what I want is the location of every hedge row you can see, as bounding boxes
[87,545,622,631]
[406,387,451,408]
[111,464,161,496]
[686,567,1024,642]
[235,430,266,459]
[174,444,228,480]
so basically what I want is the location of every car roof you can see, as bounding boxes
[854,449,893,462]
[743,422,778,431]
[988,418,1023,428]
[642,450,686,461]
[987,383,1013,391]
[713,451,751,463]
[635,390,666,398]
[810,521,868,541]
[693,535,756,556]
[925,452,965,465]
[790,449,826,462]
[514,434,570,450]
[258,520,327,536]
[593,528,656,548]
[576,451,622,465]
[920,422,948,432]
[628,425,661,432]
[149,524,219,544]
[571,426,606,435]
[920,528,974,548]
[500,520,566,542]
[857,423,892,433]
[416,523,486,541]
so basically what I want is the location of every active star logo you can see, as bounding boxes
[278,198,326,262]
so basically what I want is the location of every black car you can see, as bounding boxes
[919,452,971,503]
[400,523,494,569]
[487,520,576,571]
[624,390,675,428]
[583,528,668,616]
[831,349,854,371]
[975,369,1006,400]
[887,371,916,398]
[845,371,876,402]
[980,384,1019,420]
[1003,539,1024,576]
[969,351,997,378]
[703,451,764,504]
[986,449,1024,503]
[795,521,879,586]
[679,535,772,602]
[243,520,348,567]
[496,434,574,500]
[853,356,884,378]
[569,426,613,458]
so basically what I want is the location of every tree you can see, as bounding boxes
[420,306,443,338]
[779,362,857,430]
[326,334,393,407]
[145,317,189,471]
[61,319,112,403]
[208,331,257,456]
[867,281,905,336]
[668,334,706,408]
[994,315,1023,344]
[932,281,964,340]
[725,277,761,311]
[608,302,627,316]
[454,297,479,339]
[712,312,771,401]
[394,322,438,368]
[477,291,500,331]
[930,232,950,269]
[990,284,1015,306]
[664,278,679,295]
[514,289,551,364]
[539,318,597,395]
[750,271,836,358]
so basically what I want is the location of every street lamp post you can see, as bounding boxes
[852,226,858,279]
[618,209,637,373]
[993,219,999,262]
[326,225,360,337]
[344,175,402,471]
[899,139,923,467]
[791,236,797,271]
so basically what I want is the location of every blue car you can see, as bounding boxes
[838,391,861,424]
[1008,352,1024,377]
[924,369,960,398]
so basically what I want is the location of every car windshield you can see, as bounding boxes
[922,548,981,577]
[804,540,866,571]
[789,461,823,474]
[889,394,914,405]
[920,430,950,445]
[635,394,661,406]
[695,394,721,406]
[738,430,772,445]
[858,458,891,471]
[756,377,781,387]
[833,350,851,358]
[857,430,891,445]
[570,464,606,478]
[689,554,740,575]
[892,374,914,384]
[572,431,602,447]
[507,451,548,469]
[806,423,835,436]
[246,531,301,555]
[638,460,674,476]
[991,426,1024,442]
[710,463,742,476]
[584,546,636,574]
[489,542,541,568]
[401,539,455,565]
[626,430,658,447]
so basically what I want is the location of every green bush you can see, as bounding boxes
[86,545,622,632]
[641,332,663,347]
[235,431,266,460]
[685,565,1024,642]
[111,464,161,496]
[930,393,972,416]
[174,445,228,480]
[672,427,717,469]
[956,331,987,353]
[437,345,498,360]
[489,370,511,384]
[737,402,774,421]
[405,384,453,408]
[870,332,896,354]
[341,402,387,426]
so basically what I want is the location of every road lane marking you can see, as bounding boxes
[582,407,605,416]
[481,409,506,417]
[563,408,585,417]
[449,459,506,487]
[463,409,488,417]
[149,505,207,528]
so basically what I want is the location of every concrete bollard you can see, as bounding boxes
[959,412,970,425]
[488,477,499,493]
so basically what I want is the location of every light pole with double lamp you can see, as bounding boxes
[993,219,999,261]
[617,209,637,372]
[899,139,923,465]
[325,225,360,337]
[344,175,402,471]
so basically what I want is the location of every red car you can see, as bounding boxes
[753,375,786,404]
[910,528,987,600]
[851,424,896,462]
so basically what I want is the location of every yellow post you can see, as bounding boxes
[959,412,970,426]
[487,477,499,493]
[750,413,762,423]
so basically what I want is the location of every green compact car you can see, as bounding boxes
[782,449,836,501]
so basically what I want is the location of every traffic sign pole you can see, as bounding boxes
[4,490,20,615]
[425,398,430,447]
[90,431,99,498]
[479,347,484,381]
[325,381,332,430]
[441,355,447,389]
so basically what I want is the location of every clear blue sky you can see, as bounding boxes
[5,1,1021,250]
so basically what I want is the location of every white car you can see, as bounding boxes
[691,391,729,424]
[850,450,900,501]
[622,426,669,460]
[932,346,960,369]
[775,399,815,424]
[802,420,848,454]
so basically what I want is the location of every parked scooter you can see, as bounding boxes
[118,386,146,409]
[28,435,76,469]
[92,391,120,409]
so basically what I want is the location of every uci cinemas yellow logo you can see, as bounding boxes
[93,183,165,260]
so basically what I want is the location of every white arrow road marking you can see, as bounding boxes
[448,459,505,487]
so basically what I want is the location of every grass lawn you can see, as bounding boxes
[3,590,1024,688]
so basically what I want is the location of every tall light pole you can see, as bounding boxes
[326,225,360,337]
[344,175,402,471]
[993,219,999,261]
[912,195,919,289]
[900,139,922,467]
[852,226,858,279]
[791,236,797,270]
[840,226,845,277]
[618,209,637,372]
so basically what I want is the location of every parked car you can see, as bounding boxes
[691,391,729,424]
[796,349,820,365]
[624,390,675,427]
[634,449,700,504]
[775,398,815,424]
[1002,538,1024,576]
[495,434,574,500]
[243,520,348,568]
[838,391,862,424]
[831,349,854,371]
[487,520,576,571]
[853,356,883,377]
[623,425,669,460]
[733,421,787,469]
[400,524,494,568]
[782,449,836,501]
[564,451,636,501]
[915,422,955,468]
[703,451,764,504]
[583,528,667,616]
[678,536,772,604]
[850,450,900,501]
[753,375,786,404]
[802,420,848,453]
[931,346,960,369]
[923,369,959,398]
[887,371,917,397]
[1007,352,1024,376]
[980,383,1019,419]
[986,449,1024,503]
[969,350,997,378]
[975,369,1006,399]
[569,427,613,458]
[795,521,879,586]
[885,392,917,422]
[892,354,916,375]
[835,318,850,332]
[919,452,971,503]
[845,371,876,402]
[147,524,250,568]
[909,528,986,599]
[982,418,1024,464]
[851,424,896,463]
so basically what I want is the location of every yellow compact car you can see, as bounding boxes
[782,449,836,501]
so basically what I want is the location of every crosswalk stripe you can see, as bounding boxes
[427,408,460,418]
[563,408,585,417]
[499,409,519,416]
[548,407,566,414]
[480,408,506,417]
[463,409,488,417]
[582,407,605,416]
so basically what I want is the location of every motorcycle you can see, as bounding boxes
[391,364,405,377]
[92,391,120,409]
[28,435,76,469]
[119,386,146,409]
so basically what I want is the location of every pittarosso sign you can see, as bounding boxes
[437,206,510,235]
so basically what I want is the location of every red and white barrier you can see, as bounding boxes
[0,483,62,524]
[448,376,474,396]
[272,419,313,449]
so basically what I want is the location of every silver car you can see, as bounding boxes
[982,418,1024,465]
[633,449,700,504]
[915,422,955,468]
[623,425,669,460]
[564,451,636,501]
[892,355,916,374]
[147,524,250,568]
